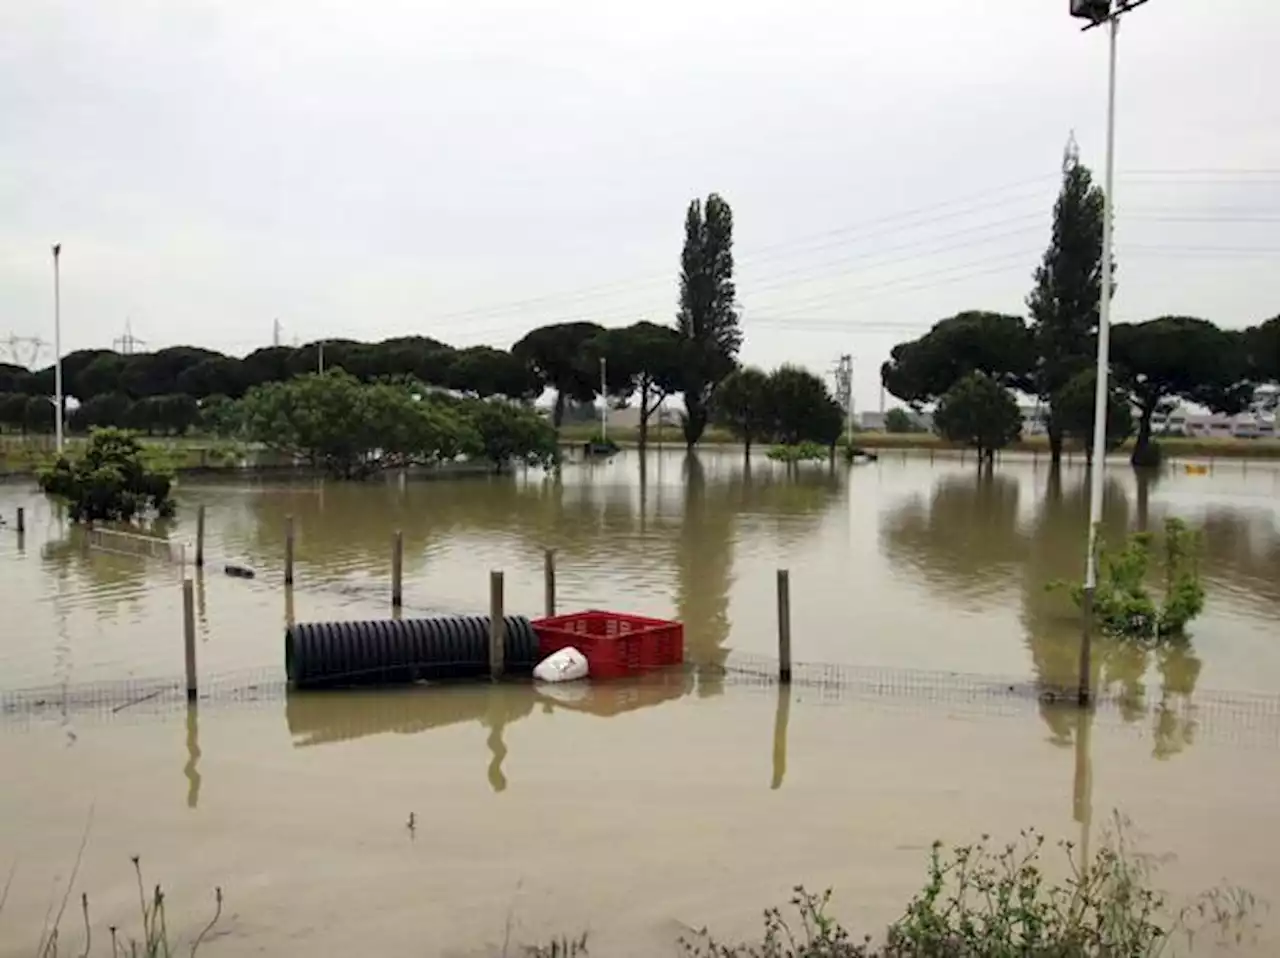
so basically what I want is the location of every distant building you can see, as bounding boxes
[858,411,886,432]
[1019,404,1048,437]
[1151,404,1276,440]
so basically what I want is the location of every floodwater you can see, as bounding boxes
[1,449,1279,956]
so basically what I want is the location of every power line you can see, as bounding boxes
[409,170,1277,334]
[427,210,1280,341]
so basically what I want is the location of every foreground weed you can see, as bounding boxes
[31,856,222,958]
[680,816,1260,957]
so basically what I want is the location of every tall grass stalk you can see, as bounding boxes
[20,856,222,958]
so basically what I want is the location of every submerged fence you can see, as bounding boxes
[86,525,189,569]
[3,653,1279,753]
[5,503,1280,752]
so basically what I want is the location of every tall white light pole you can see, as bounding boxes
[599,356,608,441]
[52,243,64,454]
[1072,0,1147,705]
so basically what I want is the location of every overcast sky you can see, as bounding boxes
[2,0,1278,408]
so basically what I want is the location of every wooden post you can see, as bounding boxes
[182,577,197,702]
[776,569,792,684]
[489,570,505,680]
[195,504,206,568]
[284,515,295,586]
[15,507,24,534]
[391,530,404,609]
[543,548,556,618]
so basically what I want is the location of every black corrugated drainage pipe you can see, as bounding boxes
[285,615,539,690]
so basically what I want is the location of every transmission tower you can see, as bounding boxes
[113,319,146,355]
[3,334,48,367]
[832,354,854,440]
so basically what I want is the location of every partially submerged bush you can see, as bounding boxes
[37,428,175,524]
[1049,518,1205,640]
[767,442,829,465]
[680,819,1258,957]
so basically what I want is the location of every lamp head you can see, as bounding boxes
[1070,0,1111,21]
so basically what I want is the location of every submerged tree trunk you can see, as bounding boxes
[1048,422,1065,467]
[551,390,567,429]
[683,398,707,450]
[637,382,651,452]
[1131,398,1160,467]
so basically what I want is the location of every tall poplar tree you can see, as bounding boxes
[676,193,742,447]
[1027,136,1112,466]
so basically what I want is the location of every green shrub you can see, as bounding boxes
[37,428,175,523]
[767,442,829,464]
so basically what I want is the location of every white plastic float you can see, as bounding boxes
[533,646,589,684]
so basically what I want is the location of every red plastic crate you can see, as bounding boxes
[532,610,684,680]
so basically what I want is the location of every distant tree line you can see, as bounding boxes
[0,193,751,452]
[881,141,1280,466]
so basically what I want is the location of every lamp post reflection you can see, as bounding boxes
[185,703,203,809]
[1072,704,1095,869]
[771,684,791,790]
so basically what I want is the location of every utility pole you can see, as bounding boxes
[52,244,63,454]
[833,354,854,441]
[273,318,281,347]
[1071,0,1150,706]
[318,341,325,374]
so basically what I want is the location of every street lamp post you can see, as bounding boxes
[599,356,608,442]
[1071,0,1149,706]
[52,243,64,454]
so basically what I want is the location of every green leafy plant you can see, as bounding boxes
[37,428,175,523]
[767,442,828,464]
[1049,518,1205,640]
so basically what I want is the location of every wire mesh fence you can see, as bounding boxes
[3,652,1279,751]
[85,525,189,569]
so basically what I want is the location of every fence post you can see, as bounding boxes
[183,577,197,702]
[392,530,404,609]
[777,569,792,684]
[195,505,206,568]
[284,515,295,586]
[15,507,24,534]
[543,548,556,618]
[489,570,505,680]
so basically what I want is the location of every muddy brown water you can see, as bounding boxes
[1,450,1279,956]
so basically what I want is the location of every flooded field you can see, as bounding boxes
[2,449,1279,955]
